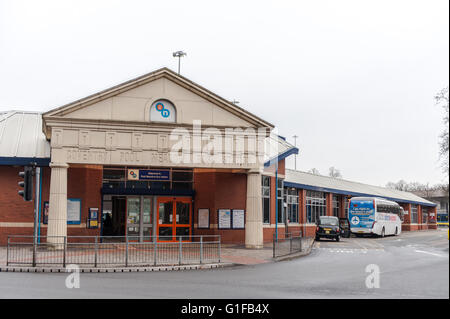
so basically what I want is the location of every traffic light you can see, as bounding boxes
[18,166,33,201]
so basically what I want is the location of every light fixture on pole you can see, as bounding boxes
[293,135,298,170]
[172,51,187,74]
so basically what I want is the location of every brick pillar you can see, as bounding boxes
[339,196,345,218]
[418,205,422,230]
[326,193,333,216]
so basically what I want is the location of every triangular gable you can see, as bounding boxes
[43,67,273,129]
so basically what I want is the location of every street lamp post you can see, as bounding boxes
[293,135,298,170]
[172,51,187,74]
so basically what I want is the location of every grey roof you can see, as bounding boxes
[0,111,50,164]
[284,169,436,207]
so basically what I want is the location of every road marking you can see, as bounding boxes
[414,250,448,258]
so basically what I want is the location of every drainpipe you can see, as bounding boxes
[275,160,278,242]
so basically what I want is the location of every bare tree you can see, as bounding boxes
[328,166,342,178]
[435,87,449,177]
[308,168,321,175]
[386,180,409,191]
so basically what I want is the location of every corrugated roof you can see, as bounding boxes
[0,111,50,164]
[264,133,298,167]
[284,169,436,207]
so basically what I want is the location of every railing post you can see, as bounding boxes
[63,236,66,268]
[179,237,182,265]
[290,236,292,253]
[125,236,129,267]
[154,237,157,266]
[273,233,276,258]
[199,236,203,264]
[94,236,98,268]
[6,236,9,266]
[32,235,37,267]
[218,236,221,263]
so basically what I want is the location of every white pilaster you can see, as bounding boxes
[47,162,69,248]
[245,169,263,248]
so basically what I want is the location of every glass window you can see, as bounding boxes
[422,207,428,224]
[411,204,418,224]
[332,195,340,217]
[277,179,284,224]
[306,191,326,223]
[285,188,299,223]
[261,176,271,224]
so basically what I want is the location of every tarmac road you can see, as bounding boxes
[0,229,448,299]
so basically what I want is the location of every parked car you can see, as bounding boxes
[315,216,341,241]
[339,218,351,238]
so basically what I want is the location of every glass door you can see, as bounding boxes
[126,197,140,239]
[126,196,153,241]
[157,197,191,242]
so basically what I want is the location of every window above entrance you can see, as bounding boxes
[149,99,176,123]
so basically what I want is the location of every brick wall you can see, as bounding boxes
[0,165,103,245]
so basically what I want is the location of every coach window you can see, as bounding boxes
[306,191,326,224]
[262,176,271,224]
[332,195,340,217]
[411,204,418,224]
[285,188,299,223]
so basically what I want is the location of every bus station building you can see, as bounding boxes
[0,68,437,247]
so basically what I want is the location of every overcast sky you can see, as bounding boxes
[1,0,448,187]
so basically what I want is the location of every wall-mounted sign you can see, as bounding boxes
[42,199,81,225]
[198,208,210,229]
[67,198,81,224]
[150,99,176,123]
[232,209,245,229]
[127,169,170,181]
[218,209,231,229]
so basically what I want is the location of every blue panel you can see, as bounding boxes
[0,157,50,166]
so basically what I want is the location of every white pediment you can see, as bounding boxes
[44,68,272,129]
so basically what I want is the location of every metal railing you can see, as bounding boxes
[7,235,221,267]
[272,231,306,258]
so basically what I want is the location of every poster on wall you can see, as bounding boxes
[42,199,82,224]
[67,199,81,224]
[232,209,245,229]
[198,208,210,229]
[42,202,49,224]
[218,209,231,229]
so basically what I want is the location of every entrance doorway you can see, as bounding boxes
[125,196,152,240]
[102,196,126,237]
[157,197,192,242]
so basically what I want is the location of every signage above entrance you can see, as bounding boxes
[127,169,170,181]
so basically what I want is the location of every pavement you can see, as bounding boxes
[0,229,447,298]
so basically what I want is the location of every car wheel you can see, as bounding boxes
[315,236,320,241]
[395,227,398,235]
[381,227,385,238]
[336,236,340,242]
